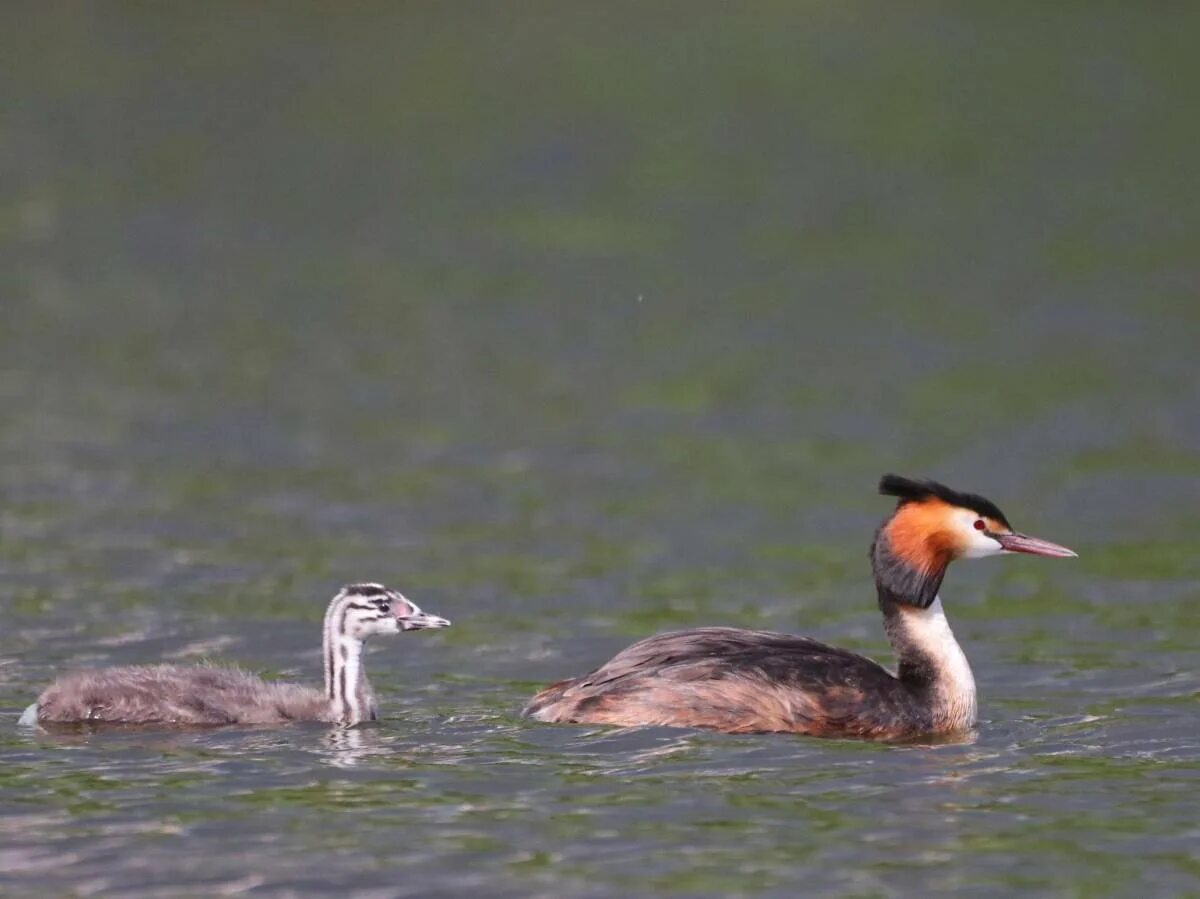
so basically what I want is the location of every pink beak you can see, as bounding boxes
[995,532,1077,558]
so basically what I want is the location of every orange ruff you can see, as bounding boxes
[884,499,960,573]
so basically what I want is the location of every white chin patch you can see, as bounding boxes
[961,537,1004,559]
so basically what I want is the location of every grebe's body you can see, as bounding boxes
[524,476,1075,740]
[22,584,449,727]
[524,600,973,739]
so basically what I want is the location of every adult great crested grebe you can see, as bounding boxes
[523,475,1076,740]
[20,583,450,727]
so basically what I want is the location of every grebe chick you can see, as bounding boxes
[524,475,1076,740]
[20,583,450,727]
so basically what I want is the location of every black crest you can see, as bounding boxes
[878,474,1011,529]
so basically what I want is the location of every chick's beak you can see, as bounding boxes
[397,607,452,631]
[995,532,1078,558]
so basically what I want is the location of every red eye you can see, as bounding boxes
[973,519,986,531]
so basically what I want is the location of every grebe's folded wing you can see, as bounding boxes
[524,626,905,734]
[571,627,891,690]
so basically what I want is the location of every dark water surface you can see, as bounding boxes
[2,5,1199,896]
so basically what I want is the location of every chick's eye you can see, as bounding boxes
[377,602,390,613]
[973,519,986,531]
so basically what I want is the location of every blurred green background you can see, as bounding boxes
[2,4,1198,896]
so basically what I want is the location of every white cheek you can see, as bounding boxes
[951,509,1005,558]
[961,532,1004,558]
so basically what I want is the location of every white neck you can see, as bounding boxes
[323,599,376,726]
[889,598,977,731]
